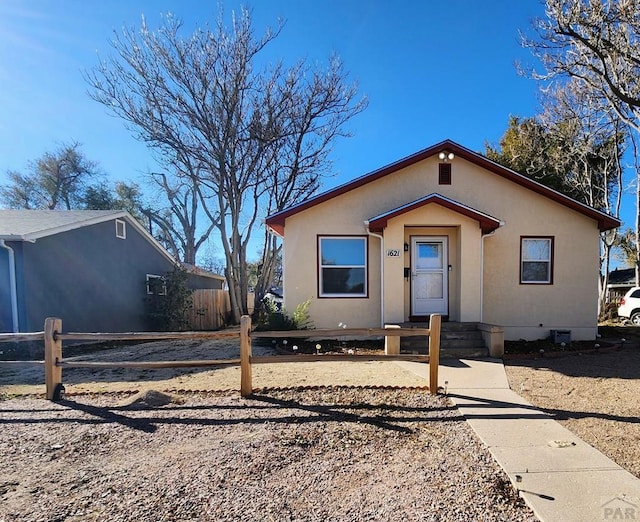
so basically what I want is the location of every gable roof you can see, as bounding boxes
[367,193,502,234]
[265,139,621,235]
[607,267,635,286]
[0,209,224,281]
[0,209,128,240]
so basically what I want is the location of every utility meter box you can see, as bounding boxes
[550,329,571,344]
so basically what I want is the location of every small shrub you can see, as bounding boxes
[291,298,313,330]
[144,267,193,331]
[599,302,619,323]
[257,298,313,331]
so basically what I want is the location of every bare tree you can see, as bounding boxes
[487,78,626,311]
[253,56,362,309]
[524,0,640,285]
[145,165,216,265]
[85,9,366,322]
[617,132,640,284]
[1,142,99,210]
[524,0,640,131]
[539,81,626,311]
[539,82,622,208]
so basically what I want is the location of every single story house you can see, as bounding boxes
[265,139,620,342]
[0,210,224,333]
[606,267,636,304]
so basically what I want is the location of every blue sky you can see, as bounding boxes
[0,1,546,180]
[3,1,609,260]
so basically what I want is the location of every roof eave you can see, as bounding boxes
[367,193,502,235]
[597,215,621,232]
[266,139,622,234]
[16,210,129,241]
[265,221,285,237]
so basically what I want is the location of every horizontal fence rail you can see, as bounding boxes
[0,315,441,399]
[56,330,239,342]
[0,332,45,343]
[249,354,429,364]
[251,328,431,338]
[58,359,242,369]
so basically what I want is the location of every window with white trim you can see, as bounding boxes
[115,219,126,239]
[318,236,367,297]
[520,237,553,284]
[146,274,166,295]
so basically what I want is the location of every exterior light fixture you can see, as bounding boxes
[438,151,455,161]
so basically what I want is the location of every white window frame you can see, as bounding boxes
[146,274,166,295]
[318,236,367,298]
[115,219,126,239]
[520,237,553,285]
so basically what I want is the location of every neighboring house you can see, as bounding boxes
[0,210,224,333]
[266,139,620,341]
[607,267,636,304]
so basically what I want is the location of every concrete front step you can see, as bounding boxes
[400,321,480,331]
[442,331,484,341]
[398,321,488,358]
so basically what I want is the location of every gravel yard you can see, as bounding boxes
[4,329,640,521]
[0,388,535,522]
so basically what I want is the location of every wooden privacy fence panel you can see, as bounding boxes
[188,291,257,330]
[188,289,231,330]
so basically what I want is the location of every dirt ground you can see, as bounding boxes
[2,328,640,520]
[3,333,640,484]
[0,337,430,397]
[0,388,536,521]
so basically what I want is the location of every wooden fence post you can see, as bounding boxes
[44,317,63,401]
[240,315,252,397]
[428,314,441,395]
[384,324,401,355]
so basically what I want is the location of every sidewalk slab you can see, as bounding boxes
[396,358,640,522]
[514,469,640,522]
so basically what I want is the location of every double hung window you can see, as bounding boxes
[520,237,553,284]
[318,236,367,297]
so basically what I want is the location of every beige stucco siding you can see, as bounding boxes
[282,201,381,329]
[281,155,602,339]
[483,211,599,341]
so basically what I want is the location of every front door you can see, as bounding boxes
[411,236,448,317]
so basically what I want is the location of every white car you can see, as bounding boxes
[617,287,640,324]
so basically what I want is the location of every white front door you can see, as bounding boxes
[411,236,448,316]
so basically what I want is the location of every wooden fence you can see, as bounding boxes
[0,314,441,400]
[186,290,255,330]
[187,289,231,330]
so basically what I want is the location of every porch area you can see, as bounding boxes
[386,322,504,358]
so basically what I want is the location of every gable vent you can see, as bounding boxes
[115,219,126,239]
[439,163,452,185]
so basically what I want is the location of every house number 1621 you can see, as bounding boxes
[386,249,401,257]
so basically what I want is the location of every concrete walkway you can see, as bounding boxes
[396,358,640,522]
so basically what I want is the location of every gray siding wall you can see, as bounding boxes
[0,247,11,332]
[19,219,174,332]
